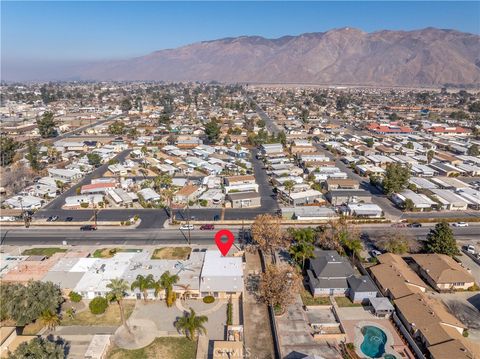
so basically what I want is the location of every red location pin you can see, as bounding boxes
[214,229,235,256]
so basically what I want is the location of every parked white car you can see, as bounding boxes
[466,245,476,255]
[371,250,382,258]
[179,224,194,230]
[452,222,469,227]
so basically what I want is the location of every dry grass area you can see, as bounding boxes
[335,296,362,307]
[92,248,121,258]
[22,247,67,257]
[61,300,136,326]
[151,247,191,260]
[107,337,196,359]
[300,288,331,306]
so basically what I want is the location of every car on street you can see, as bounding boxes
[213,215,220,221]
[80,225,97,231]
[466,245,476,255]
[452,222,469,227]
[65,217,73,222]
[407,222,422,228]
[180,224,194,230]
[51,216,59,222]
[200,224,215,230]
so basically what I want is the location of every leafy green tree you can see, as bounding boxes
[156,271,179,307]
[365,138,374,148]
[106,278,131,333]
[40,310,61,331]
[468,101,480,113]
[425,222,460,257]
[120,98,132,112]
[86,153,102,167]
[468,144,479,156]
[36,112,58,138]
[405,142,414,150]
[68,291,82,303]
[382,163,411,195]
[130,274,155,301]
[284,180,295,195]
[204,119,221,143]
[403,198,415,211]
[175,308,208,341]
[427,149,435,164]
[0,136,20,166]
[25,141,41,171]
[336,95,349,111]
[108,121,126,135]
[7,337,65,359]
[0,281,63,326]
[89,297,108,314]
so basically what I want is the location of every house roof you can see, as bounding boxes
[428,339,474,359]
[411,254,475,285]
[309,250,354,279]
[347,275,378,293]
[394,293,466,331]
[175,185,199,197]
[227,192,261,200]
[369,297,394,312]
[370,253,426,299]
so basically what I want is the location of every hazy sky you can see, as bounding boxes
[2,1,479,64]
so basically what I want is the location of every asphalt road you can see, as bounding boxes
[2,225,479,246]
[249,97,280,135]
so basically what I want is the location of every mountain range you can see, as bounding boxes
[10,28,480,86]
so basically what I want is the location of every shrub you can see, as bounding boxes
[203,296,215,304]
[69,291,82,303]
[227,301,233,325]
[199,199,208,207]
[133,215,140,221]
[89,297,108,315]
[80,202,89,208]
[463,330,469,337]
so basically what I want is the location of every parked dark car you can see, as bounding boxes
[200,224,215,230]
[213,215,220,221]
[65,217,73,222]
[80,225,97,231]
[407,222,422,228]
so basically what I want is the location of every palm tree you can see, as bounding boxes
[162,188,175,222]
[284,180,295,196]
[156,271,179,307]
[40,310,60,331]
[175,308,208,341]
[130,274,155,301]
[177,283,192,301]
[106,278,131,334]
[289,240,315,269]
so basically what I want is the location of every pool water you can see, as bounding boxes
[360,326,387,358]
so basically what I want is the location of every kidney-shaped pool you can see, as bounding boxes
[360,325,387,358]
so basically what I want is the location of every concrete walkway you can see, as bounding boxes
[243,251,275,359]
[176,298,225,315]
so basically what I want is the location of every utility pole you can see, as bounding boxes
[91,197,98,228]
[18,197,29,228]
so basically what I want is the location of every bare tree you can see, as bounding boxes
[250,214,289,256]
[373,229,420,254]
[259,263,301,314]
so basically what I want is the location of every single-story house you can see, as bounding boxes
[326,189,372,206]
[347,275,378,304]
[137,188,161,202]
[226,192,261,208]
[200,250,243,299]
[64,194,103,207]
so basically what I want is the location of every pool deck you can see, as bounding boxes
[337,307,413,359]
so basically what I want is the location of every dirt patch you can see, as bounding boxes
[107,337,196,359]
[61,300,136,326]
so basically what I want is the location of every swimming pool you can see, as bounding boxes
[360,325,387,358]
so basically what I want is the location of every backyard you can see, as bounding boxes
[300,288,331,306]
[107,337,196,359]
[335,297,362,307]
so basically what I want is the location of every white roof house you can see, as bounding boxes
[64,194,103,207]
[392,189,436,210]
[4,195,44,210]
[430,189,469,211]
[200,251,244,294]
[48,168,83,183]
[137,188,161,202]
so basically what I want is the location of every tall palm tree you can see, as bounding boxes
[162,188,175,222]
[40,310,60,331]
[106,278,131,333]
[130,274,155,301]
[156,271,179,307]
[175,308,208,341]
[289,241,315,269]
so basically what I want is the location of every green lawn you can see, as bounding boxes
[300,289,331,306]
[22,247,67,257]
[335,296,362,307]
[107,337,196,359]
[151,247,191,260]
